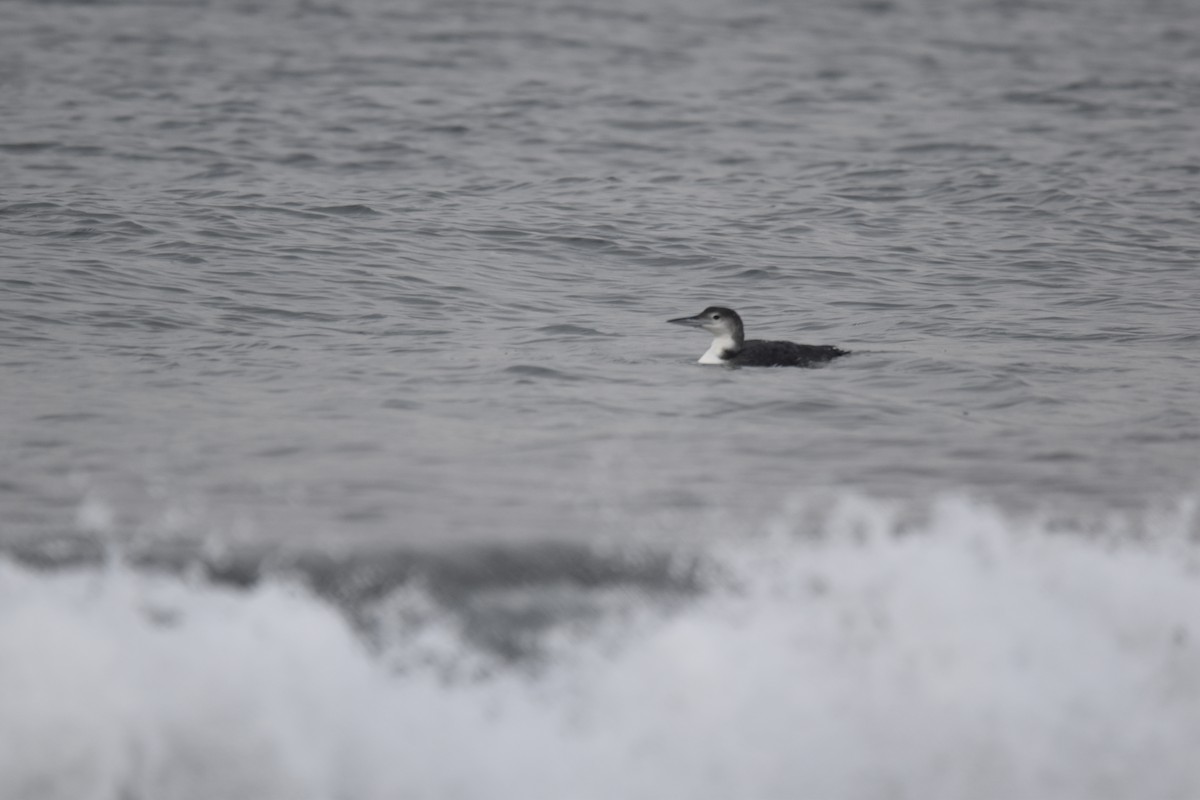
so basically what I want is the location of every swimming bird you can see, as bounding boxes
[668,306,848,367]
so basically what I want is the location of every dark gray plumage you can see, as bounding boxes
[668,306,848,367]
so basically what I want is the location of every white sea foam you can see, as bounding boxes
[2,495,1199,800]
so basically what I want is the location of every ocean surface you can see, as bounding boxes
[3,0,1200,796]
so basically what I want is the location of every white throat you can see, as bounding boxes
[698,333,738,364]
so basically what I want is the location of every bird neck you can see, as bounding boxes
[726,318,746,347]
[699,332,741,364]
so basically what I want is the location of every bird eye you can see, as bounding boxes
[711,313,720,319]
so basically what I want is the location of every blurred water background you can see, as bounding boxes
[3,0,1200,796]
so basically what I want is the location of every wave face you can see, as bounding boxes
[3,495,1199,800]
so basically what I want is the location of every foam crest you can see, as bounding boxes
[2,495,1199,799]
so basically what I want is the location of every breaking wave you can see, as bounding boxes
[2,494,1199,800]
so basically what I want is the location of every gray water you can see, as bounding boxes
[3,0,1200,796]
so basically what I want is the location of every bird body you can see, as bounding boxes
[669,306,848,368]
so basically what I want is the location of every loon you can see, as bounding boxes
[668,306,848,367]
